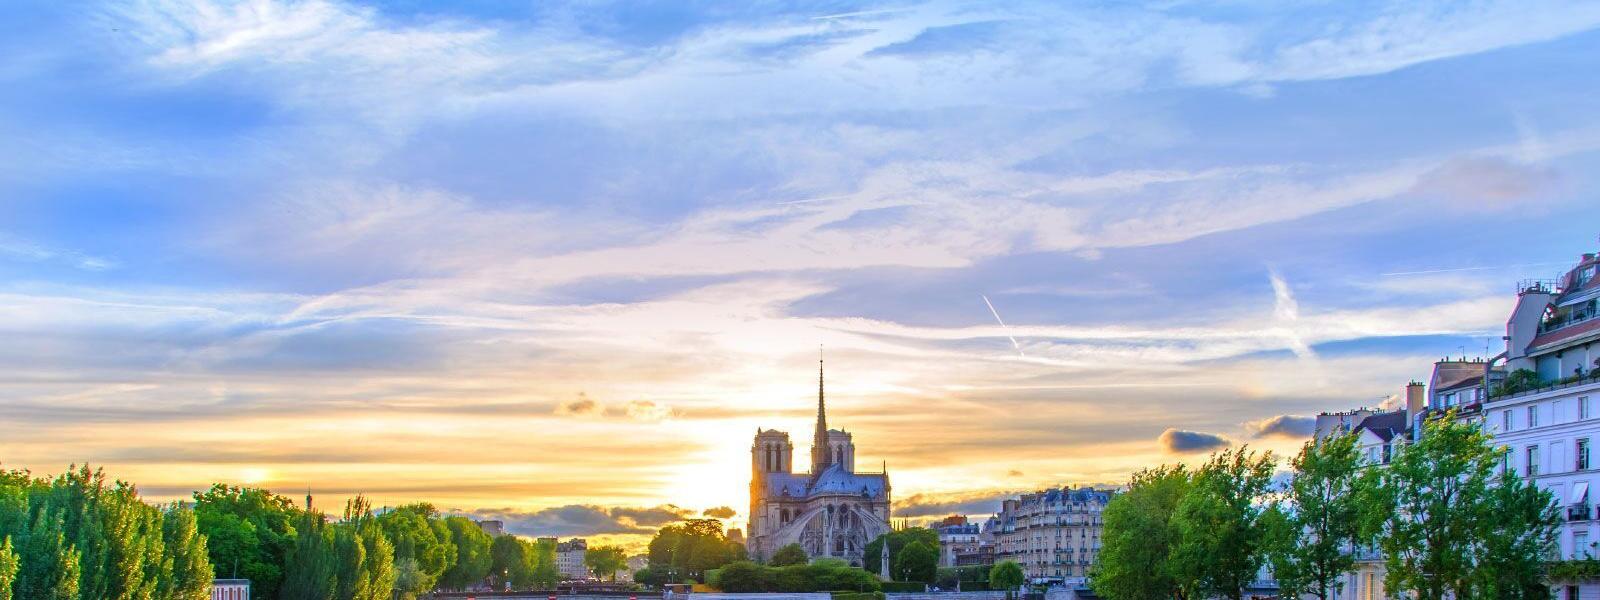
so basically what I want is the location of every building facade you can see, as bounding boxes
[556,538,589,580]
[1486,250,1600,599]
[211,580,250,600]
[747,359,892,567]
[1308,246,1600,600]
[935,518,984,568]
[987,487,1113,584]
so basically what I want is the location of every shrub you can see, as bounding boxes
[880,581,928,593]
[832,592,886,600]
[715,561,771,593]
[714,560,881,593]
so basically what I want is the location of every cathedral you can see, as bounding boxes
[747,359,891,566]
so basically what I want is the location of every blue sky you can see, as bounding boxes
[3,0,1600,542]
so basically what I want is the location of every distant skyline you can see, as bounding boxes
[3,0,1600,549]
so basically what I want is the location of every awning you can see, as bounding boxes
[1572,482,1590,505]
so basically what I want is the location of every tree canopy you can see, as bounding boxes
[768,543,808,567]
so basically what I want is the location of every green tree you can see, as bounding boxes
[375,503,455,597]
[438,517,491,590]
[1264,432,1367,600]
[1170,447,1275,600]
[768,543,808,567]
[489,535,527,589]
[191,484,300,599]
[1372,413,1494,600]
[1090,464,1191,600]
[584,546,626,581]
[530,538,559,588]
[893,541,937,584]
[19,507,81,600]
[0,536,19,600]
[160,505,213,600]
[645,520,735,582]
[988,561,1024,600]
[279,512,335,600]
[333,496,394,600]
[1472,469,1560,599]
[863,527,937,575]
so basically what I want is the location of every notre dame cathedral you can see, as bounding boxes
[746,359,891,566]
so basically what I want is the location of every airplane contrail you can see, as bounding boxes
[1380,261,1570,276]
[812,7,913,20]
[981,294,1023,357]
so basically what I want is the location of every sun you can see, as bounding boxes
[239,468,272,485]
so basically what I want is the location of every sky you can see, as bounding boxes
[3,0,1600,549]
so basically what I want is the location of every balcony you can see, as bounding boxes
[1569,505,1593,522]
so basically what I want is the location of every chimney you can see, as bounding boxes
[1405,381,1426,420]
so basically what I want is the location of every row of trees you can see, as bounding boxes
[1091,413,1561,600]
[0,465,212,600]
[193,484,590,599]
[1,466,625,600]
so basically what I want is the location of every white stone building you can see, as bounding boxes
[987,487,1113,585]
[1485,250,1600,599]
[556,538,589,580]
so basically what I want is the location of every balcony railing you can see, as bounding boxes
[1569,505,1593,522]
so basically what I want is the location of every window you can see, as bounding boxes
[1558,400,1566,423]
[1529,445,1541,476]
[1577,531,1592,560]
[1530,405,1540,428]
[1581,439,1592,471]
[1583,397,1592,420]
[1504,410,1514,432]
[1568,585,1580,600]
[1382,443,1392,464]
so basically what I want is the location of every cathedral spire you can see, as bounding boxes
[812,347,830,473]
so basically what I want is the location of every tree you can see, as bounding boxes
[489,535,528,589]
[584,546,626,581]
[1264,432,1367,600]
[19,507,82,600]
[645,520,736,582]
[1,536,19,600]
[438,517,491,590]
[1372,411,1555,600]
[863,527,937,575]
[280,511,335,600]
[1090,464,1191,600]
[989,561,1024,600]
[191,484,300,599]
[768,543,808,567]
[893,541,937,584]
[332,497,394,600]
[530,538,559,588]
[1170,447,1275,600]
[160,505,213,600]
[376,503,455,597]
[1472,470,1560,599]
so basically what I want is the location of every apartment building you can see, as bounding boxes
[987,487,1112,584]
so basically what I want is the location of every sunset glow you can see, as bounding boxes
[4,0,1600,552]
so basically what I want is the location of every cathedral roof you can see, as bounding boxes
[760,466,888,499]
[809,463,887,497]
